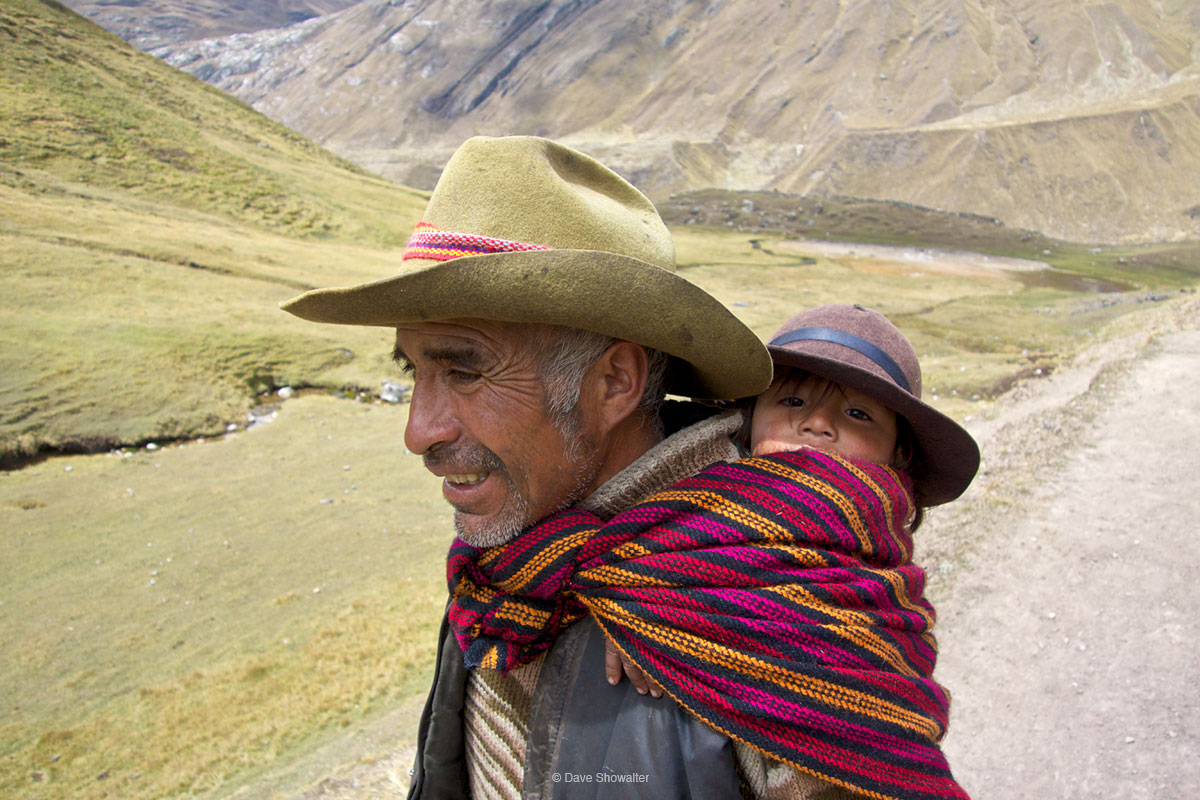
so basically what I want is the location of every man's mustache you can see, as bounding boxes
[423,441,505,475]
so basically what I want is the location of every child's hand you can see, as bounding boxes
[605,636,663,698]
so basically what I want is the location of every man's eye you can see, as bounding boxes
[446,369,481,384]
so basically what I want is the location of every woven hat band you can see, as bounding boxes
[769,326,912,394]
[403,221,552,262]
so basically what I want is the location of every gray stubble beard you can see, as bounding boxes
[452,421,601,549]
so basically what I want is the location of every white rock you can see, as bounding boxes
[381,380,409,403]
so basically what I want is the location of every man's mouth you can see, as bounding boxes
[445,472,489,486]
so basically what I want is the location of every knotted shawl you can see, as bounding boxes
[447,449,967,800]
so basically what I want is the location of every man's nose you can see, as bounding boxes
[404,377,458,455]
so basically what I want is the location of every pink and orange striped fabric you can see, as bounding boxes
[447,449,966,800]
[402,221,551,262]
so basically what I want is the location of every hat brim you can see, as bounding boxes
[282,249,772,400]
[768,346,980,506]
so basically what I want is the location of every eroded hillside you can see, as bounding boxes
[59,0,359,48]
[128,0,1200,243]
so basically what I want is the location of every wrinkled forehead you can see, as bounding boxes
[392,318,547,361]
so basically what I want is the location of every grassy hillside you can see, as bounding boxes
[1,0,428,464]
[0,0,420,238]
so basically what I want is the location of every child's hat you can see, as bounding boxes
[767,304,980,505]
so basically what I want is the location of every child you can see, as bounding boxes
[746,302,978,510]
[447,304,979,800]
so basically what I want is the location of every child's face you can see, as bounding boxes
[750,373,900,465]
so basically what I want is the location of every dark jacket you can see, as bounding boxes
[407,614,745,800]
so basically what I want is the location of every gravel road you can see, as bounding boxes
[928,298,1200,798]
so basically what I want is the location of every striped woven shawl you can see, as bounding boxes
[447,449,966,800]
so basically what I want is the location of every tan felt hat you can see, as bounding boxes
[280,136,771,400]
[767,304,981,506]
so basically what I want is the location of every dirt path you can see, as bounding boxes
[269,297,1200,800]
[925,297,1200,798]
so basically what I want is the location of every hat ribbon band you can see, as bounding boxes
[769,327,912,393]
[402,221,552,262]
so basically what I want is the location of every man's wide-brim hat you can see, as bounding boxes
[281,135,771,400]
[767,304,980,506]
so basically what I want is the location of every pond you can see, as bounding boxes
[1006,268,1132,293]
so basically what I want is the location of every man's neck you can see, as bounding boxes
[588,413,664,491]
[579,408,743,520]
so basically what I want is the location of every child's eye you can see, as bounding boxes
[781,395,806,408]
[846,408,872,421]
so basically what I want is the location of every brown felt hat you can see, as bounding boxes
[280,136,771,400]
[767,304,980,505]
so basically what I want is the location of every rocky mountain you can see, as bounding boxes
[58,0,359,48]
[94,1,1200,243]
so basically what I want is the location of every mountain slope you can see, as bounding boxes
[146,0,1200,243]
[1,0,422,240]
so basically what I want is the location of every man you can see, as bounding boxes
[282,136,858,799]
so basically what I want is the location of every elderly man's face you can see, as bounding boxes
[394,319,603,547]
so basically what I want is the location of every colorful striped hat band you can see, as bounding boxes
[768,327,912,394]
[403,222,552,262]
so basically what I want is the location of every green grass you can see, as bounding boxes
[1,396,447,798]
[0,179,423,462]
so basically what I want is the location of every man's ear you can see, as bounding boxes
[585,340,649,432]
